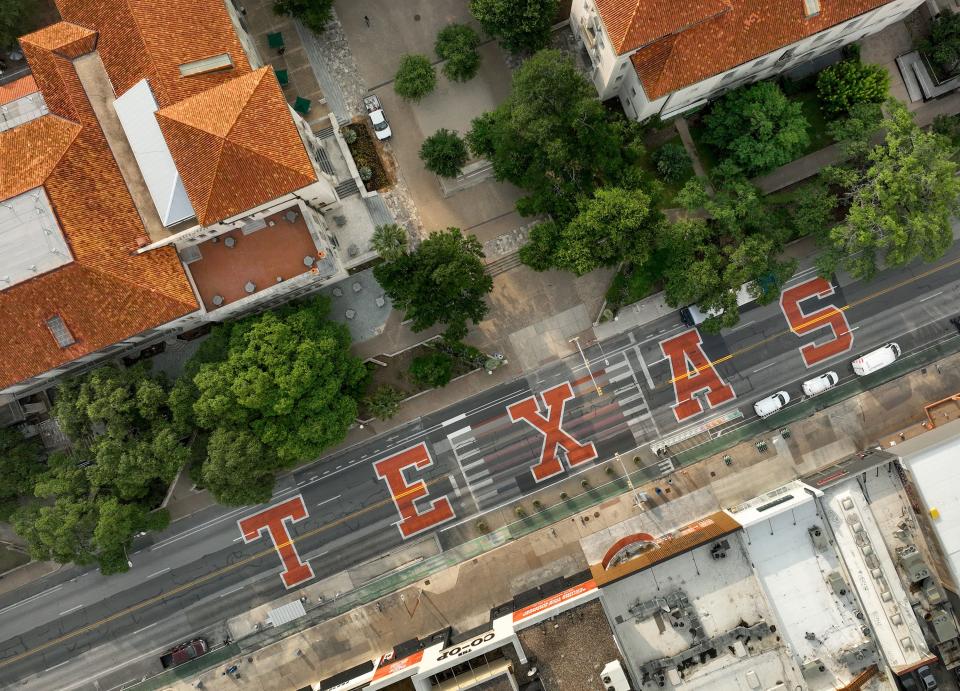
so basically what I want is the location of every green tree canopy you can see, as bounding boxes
[467,50,647,223]
[921,11,960,77]
[187,296,366,468]
[420,129,469,178]
[521,187,663,275]
[702,81,810,177]
[364,386,404,420]
[658,177,796,332]
[371,223,409,260]
[469,0,557,54]
[435,23,482,82]
[819,100,960,279]
[816,59,889,118]
[374,228,492,340]
[200,429,277,506]
[410,352,455,388]
[272,0,333,34]
[0,428,43,521]
[0,0,33,51]
[394,54,437,101]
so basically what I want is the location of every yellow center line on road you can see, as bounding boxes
[666,255,960,387]
[0,477,446,670]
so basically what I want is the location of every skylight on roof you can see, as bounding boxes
[0,187,73,291]
[46,315,75,348]
[179,53,233,77]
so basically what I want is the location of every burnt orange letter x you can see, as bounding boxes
[779,277,854,368]
[238,495,314,589]
[507,381,598,483]
[660,329,735,423]
[374,443,455,539]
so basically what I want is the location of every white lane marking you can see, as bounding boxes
[297,480,307,486]
[147,567,170,580]
[59,604,83,616]
[634,349,656,390]
[461,458,486,472]
[131,621,158,635]
[0,584,63,616]
[621,404,649,418]
[919,290,944,303]
[751,362,777,374]
[219,585,245,598]
[441,413,467,427]
[274,486,298,497]
[618,391,645,405]
[44,659,72,672]
[233,536,243,542]
[316,494,341,507]
[151,504,250,551]
[727,319,756,333]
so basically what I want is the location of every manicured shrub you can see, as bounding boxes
[419,129,469,178]
[409,352,455,388]
[652,141,692,183]
[394,54,437,101]
[435,24,482,82]
[816,59,889,118]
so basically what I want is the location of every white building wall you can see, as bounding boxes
[575,0,924,121]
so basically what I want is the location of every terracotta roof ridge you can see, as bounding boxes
[619,0,644,54]
[222,68,268,138]
[81,261,196,307]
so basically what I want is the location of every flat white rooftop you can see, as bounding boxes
[113,79,195,227]
[743,491,877,690]
[0,187,72,289]
[0,91,48,133]
[895,418,960,591]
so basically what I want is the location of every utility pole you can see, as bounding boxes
[569,336,602,397]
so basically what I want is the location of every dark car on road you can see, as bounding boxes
[160,639,208,669]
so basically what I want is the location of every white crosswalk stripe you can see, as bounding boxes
[448,428,494,509]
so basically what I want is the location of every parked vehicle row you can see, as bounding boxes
[753,343,901,418]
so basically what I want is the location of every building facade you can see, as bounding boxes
[571,0,924,121]
[0,0,369,401]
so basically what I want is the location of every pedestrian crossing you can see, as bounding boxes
[602,352,652,427]
[447,427,500,509]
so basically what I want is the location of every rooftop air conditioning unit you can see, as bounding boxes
[601,660,631,691]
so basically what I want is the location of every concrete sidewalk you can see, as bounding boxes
[167,347,960,691]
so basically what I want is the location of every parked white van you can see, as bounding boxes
[851,343,901,376]
[754,391,790,418]
[802,371,839,396]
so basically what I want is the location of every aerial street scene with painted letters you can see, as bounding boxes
[5,0,960,689]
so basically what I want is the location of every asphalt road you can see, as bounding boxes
[4,243,960,689]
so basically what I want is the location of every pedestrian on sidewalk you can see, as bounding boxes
[364,15,370,27]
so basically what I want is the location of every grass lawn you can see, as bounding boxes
[0,546,29,575]
[792,89,834,154]
[685,117,720,175]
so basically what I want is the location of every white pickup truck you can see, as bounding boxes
[363,95,392,141]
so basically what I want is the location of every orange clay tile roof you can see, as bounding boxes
[0,23,198,391]
[55,0,252,107]
[595,0,730,54]
[155,68,317,226]
[0,75,39,106]
[619,0,891,100]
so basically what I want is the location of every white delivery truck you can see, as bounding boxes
[754,391,790,418]
[680,282,757,326]
[851,343,900,376]
[801,371,838,396]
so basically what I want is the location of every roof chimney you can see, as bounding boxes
[803,0,821,18]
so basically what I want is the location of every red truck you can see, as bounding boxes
[160,639,208,669]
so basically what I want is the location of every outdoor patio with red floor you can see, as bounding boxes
[185,207,326,311]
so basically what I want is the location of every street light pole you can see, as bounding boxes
[616,451,642,508]
[569,336,602,397]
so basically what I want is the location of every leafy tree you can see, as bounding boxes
[272,0,333,34]
[0,429,43,522]
[365,386,404,420]
[921,11,960,77]
[420,129,469,178]
[467,51,647,223]
[932,113,960,149]
[435,24,481,82]
[394,54,437,101]
[819,100,960,279]
[518,221,562,272]
[200,429,277,506]
[469,0,557,54]
[652,141,693,183]
[785,182,837,240]
[371,223,409,260]
[657,177,796,332]
[52,364,187,501]
[0,0,33,51]
[816,59,889,118]
[14,500,98,567]
[525,187,663,275]
[187,296,367,468]
[93,498,168,575]
[374,228,492,340]
[410,352,455,388]
[702,81,810,176]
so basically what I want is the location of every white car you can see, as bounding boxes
[369,108,392,140]
[802,371,838,397]
[754,391,790,418]
[851,343,900,376]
